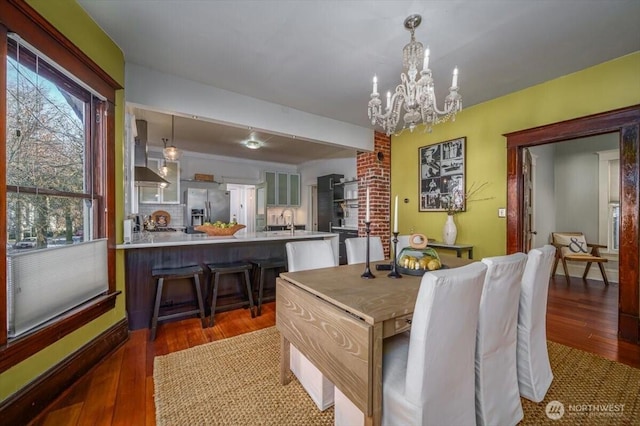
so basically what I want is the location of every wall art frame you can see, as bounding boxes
[419,136,466,212]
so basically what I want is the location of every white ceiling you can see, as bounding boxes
[79,0,640,164]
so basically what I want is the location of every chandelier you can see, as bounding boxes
[368,14,462,135]
[163,115,181,161]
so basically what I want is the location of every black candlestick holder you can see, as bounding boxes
[388,232,402,279]
[361,220,375,279]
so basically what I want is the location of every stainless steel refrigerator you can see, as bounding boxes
[184,188,231,225]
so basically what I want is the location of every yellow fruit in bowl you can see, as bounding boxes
[427,259,442,271]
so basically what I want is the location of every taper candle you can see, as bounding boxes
[393,195,398,233]
[365,187,370,222]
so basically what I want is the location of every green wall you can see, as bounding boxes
[391,52,640,260]
[0,0,126,402]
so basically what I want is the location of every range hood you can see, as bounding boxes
[134,119,170,187]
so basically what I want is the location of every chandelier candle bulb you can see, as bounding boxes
[372,75,378,94]
[423,47,430,70]
[452,67,459,88]
[366,187,370,222]
[386,91,391,110]
[394,195,398,233]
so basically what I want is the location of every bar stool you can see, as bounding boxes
[206,262,255,327]
[150,265,205,341]
[250,257,286,316]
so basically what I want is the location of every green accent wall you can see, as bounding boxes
[0,0,126,402]
[391,52,640,260]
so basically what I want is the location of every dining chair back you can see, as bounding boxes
[284,240,337,410]
[286,239,336,272]
[475,252,527,426]
[395,235,411,260]
[517,245,556,402]
[345,237,385,265]
[334,262,488,426]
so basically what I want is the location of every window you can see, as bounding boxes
[6,36,103,251]
[1,1,121,373]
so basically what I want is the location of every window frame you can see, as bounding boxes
[0,0,122,373]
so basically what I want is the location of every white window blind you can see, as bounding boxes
[7,239,108,337]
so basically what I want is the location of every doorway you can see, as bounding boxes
[504,105,640,343]
[226,183,256,233]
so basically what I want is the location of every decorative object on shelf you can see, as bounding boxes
[194,173,214,182]
[163,115,181,161]
[194,224,246,236]
[442,215,457,245]
[361,220,375,279]
[367,14,462,136]
[419,137,466,212]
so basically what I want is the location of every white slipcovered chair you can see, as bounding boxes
[284,240,337,410]
[475,253,528,426]
[517,245,556,402]
[394,234,411,260]
[345,236,385,265]
[334,262,488,426]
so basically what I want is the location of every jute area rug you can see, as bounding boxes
[154,326,639,425]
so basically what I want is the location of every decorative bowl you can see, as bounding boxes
[396,246,445,276]
[194,224,246,236]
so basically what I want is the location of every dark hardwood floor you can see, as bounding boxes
[29,275,639,426]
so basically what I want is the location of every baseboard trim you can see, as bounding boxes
[0,318,129,425]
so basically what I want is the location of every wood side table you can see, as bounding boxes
[429,242,474,259]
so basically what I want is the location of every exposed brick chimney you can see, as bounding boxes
[357,131,391,258]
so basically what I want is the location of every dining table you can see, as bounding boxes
[276,255,473,426]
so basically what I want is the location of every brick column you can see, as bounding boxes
[357,131,391,258]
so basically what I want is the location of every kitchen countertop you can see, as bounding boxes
[116,230,338,249]
[330,226,358,231]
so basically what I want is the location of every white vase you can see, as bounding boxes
[442,215,457,245]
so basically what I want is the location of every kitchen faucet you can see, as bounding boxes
[281,208,295,233]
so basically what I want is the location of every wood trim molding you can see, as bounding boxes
[0,24,7,348]
[0,318,129,425]
[0,292,120,374]
[0,0,121,371]
[504,105,640,343]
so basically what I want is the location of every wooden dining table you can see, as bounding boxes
[276,255,473,426]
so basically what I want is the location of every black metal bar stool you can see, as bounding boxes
[150,265,205,341]
[206,262,255,327]
[250,257,286,316]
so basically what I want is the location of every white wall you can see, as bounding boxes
[529,144,556,247]
[554,134,618,243]
[126,63,374,152]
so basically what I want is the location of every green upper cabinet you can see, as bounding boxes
[139,159,180,204]
[265,171,277,206]
[265,171,300,206]
[289,173,300,206]
[277,172,288,205]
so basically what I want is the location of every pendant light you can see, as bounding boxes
[163,115,181,161]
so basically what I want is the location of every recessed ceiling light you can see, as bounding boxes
[245,139,262,149]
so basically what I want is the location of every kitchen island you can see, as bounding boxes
[117,230,338,330]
